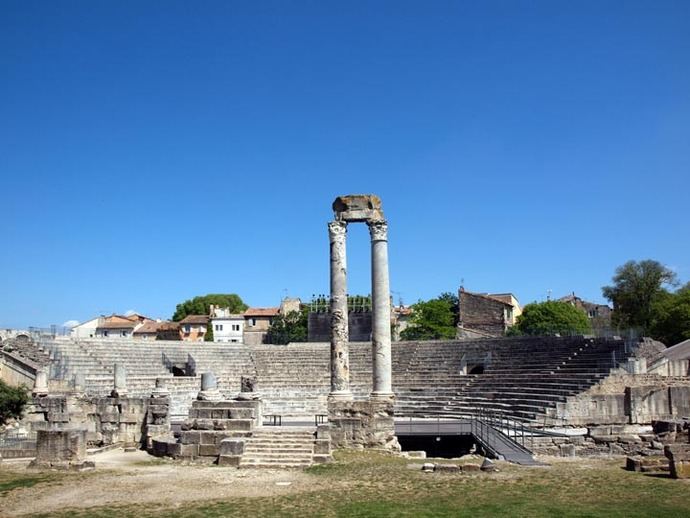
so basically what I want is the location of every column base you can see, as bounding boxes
[328,391,353,402]
[369,391,395,402]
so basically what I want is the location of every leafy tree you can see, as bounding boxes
[602,260,678,332]
[204,324,214,342]
[514,301,592,336]
[266,307,308,345]
[400,297,456,340]
[172,294,247,322]
[437,292,459,326]
[0,380,28,425]
[649,283,690,346]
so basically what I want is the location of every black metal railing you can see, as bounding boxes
[264,415,282,426]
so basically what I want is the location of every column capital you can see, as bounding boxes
[328,220,348,241]
[367,219,388,242]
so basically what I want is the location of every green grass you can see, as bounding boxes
[7,451,690,517]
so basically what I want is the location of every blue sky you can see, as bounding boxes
[1,1,689,329]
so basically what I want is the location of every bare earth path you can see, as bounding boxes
[1,449,319,517]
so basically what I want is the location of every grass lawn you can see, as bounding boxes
[3,451,689,517]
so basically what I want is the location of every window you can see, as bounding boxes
[184,325,190,333]
[103,330,109,337]
[249,318,256,326]
[231,339,238,343]
[215,324,223,331]
[232,324,240,331]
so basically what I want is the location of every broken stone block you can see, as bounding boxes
[481,458,497,472]
[664,444,690,479]
[559,444,576,457]
[422,462,435,472]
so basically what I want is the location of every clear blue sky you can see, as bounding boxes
[1,1,689,329]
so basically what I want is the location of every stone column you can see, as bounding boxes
[32,369,49,397]
[111,363,128,398]
[328,220,352,400]
[197,372,222,401]
[369,220,394,398]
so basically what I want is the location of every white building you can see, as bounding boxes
[210,306,244,343]
[70,317,100,339]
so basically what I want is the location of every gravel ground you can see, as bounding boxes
[1,449,319,517]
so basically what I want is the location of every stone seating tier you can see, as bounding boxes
[39,336,631,423]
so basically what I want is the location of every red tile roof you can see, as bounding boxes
[243,307,279,317]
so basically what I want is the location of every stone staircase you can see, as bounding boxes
[239,427,316,468]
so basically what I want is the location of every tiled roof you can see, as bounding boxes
[98,315,139,329]
[133,321,160,334]
[244,307,280,317]
[179,315,209,325]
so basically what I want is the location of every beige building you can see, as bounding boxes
[179,315,209,342]
[243,307,279,346]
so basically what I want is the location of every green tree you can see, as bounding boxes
[514,301,592,336]
[204,324,214,342]
[649,283,690,346]
[266,307,308,345]
[0,379,28,425]
[400,297,456,340]
[602,260,678,332]
[172,294,248,322]
[437,291,459,326]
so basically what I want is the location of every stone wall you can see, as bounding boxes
[308,312,372,342]
[549,373,690,426]
[24,393,156,448]
[0,349,39,387]
[457,291,508,337]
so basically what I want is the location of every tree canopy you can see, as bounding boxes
[513,301,592,336]
[172,294,248,322]
[602,260,678,332]
[649,283,690,346]
[0,379,28,425]
[266,308,308,345]
[400,296,456,340]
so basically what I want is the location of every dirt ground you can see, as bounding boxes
[1,449,321,517]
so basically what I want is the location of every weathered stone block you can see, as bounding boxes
[198,444,219,457]
[219,438,245,456]
[180,431,201,445]
[178,443,198,458]
[664,444,690,479]
[461,464,480,472]
[314,439,331,455]
[200,431,220,445]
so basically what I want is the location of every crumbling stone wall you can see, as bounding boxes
[551,373,690,426]
[328,399,400,451]
[24,393,154,448]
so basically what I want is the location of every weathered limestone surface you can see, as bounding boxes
[369,219,393,398]
[29,428,94,470]
[328,220,351,400]
[332,194,384,223]
[197,372,223,401]
[665,444,690,479]
[328,399,400,451]
[111,363,128,398]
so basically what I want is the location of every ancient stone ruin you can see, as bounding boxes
[327,194,399,450]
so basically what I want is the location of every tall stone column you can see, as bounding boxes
[328,220,352,400]
[369,220,394,398]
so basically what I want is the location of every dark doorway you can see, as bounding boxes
[398,435,476,458]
